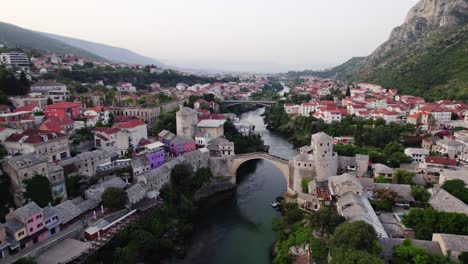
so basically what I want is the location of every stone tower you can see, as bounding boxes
[176,107,198,139]
[311,132,337,182]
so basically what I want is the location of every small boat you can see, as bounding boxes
[271,202,279,208]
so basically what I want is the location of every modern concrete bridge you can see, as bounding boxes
[220,100,277,107]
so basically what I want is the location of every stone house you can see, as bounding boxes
[328,173,364,197]
[197,119,225,139]
[371,163,394,179]
[58,147,117,177]
[4,130,70,162]
[432,233,468,261]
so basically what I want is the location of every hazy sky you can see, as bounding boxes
[2,0,419,72]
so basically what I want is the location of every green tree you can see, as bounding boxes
[442,179,468,204]
[23,173,52,207]
[102,187,128,210]
[47,97,53,105]
[170,164,193,192]
[345,86,351,96]
[411,185,431,203]
[309,206,345,236]
[394,239,457,264]
[330,221,382,255]
[330,248,384,264]
[393,169,416,184]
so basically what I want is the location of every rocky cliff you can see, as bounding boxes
[327,0,468,99]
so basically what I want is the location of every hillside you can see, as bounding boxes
[314,0,468,100]
[0,21,106,62]
[42,32,164,66]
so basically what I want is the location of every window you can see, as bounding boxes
[27,218,33,224]
[37,223,43,228]
[30,228,33,232]
[36,214,42,219]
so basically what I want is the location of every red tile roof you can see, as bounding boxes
[425,156,457,166]
[13,106,36,113]
[114,119,146,129]
[5,130,67,143]
[46,102,81,109]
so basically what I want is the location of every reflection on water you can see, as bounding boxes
[173,107,297,264]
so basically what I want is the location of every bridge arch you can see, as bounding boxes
[224,102,273,108]
[230,153,292,190]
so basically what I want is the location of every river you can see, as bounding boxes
[174,107,298,264]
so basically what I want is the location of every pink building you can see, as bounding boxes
[44,101,82,119]
[6,202,44,237]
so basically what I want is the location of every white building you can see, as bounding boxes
[0,52,30,71]
[404,148,430,163]
[116,82,137,93]
[284,103,300,115]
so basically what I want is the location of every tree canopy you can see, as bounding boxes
[23,173,52,207]
[102,187,128,210]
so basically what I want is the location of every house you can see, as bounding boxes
[432,233,468,261]
[85,177,127,203]
[371,163,394,179]
[373,109,399,124]
[299,102,317,117]
[44,101,82,119]
[193,99,219,112]
[336,192,388,238]
[169,136,196,156]
[438,168,468,185]
[422,136,441,152]
[404,148,429,163]
[206,137,235,156]
[158,130,176,149]
[0,223,10,259]
[379,238,442,263]
[3,153,67,206]
[297,192,321,211]
[4,130,70,162]
[435,139,465,159]
[4,218,27,254]
[429,188,468,215]
[116,82,136,93]
[284,103,300,115]
[197,119,225,139]
[373,183,415,205]
[83,106,110,125]
[5,202,45,240]
[58,148,118,177]
[134,141,166,170]
[38,117,74,134]
[126,183,147,205]
[0,52,30,71]
[328,173,364,197]
[114,119,148,156]
[42,206,60,236]
[10,94,49,109]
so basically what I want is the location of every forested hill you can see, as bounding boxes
[0,21,106,62]
[294,0,468,100]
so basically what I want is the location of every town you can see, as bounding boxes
[0,48,467,264]
[1,0,468,262]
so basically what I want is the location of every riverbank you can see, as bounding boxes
[174,108,298,264]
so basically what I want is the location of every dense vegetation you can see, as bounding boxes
[355,27,468,101]
[224,121,265,154]
[23,173,53,207]
[43,67,236,90]
[85,165,211,263]
[264,104,415,148]
[442,179,468,204]
[394,239,457,264]
[151,109,177,135]
[102,187,128,210]
[0,67,30,96]
[402,208,468,240]
[329,221,384,264]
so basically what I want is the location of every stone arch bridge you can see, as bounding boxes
[210,152,295,192]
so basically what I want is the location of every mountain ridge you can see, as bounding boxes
[312,0,468,100]
[41,32,164,66]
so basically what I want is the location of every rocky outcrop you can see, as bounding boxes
[334,0,468,80]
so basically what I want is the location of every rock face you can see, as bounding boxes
[332,0,467,77]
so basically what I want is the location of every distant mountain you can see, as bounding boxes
[0,21,164,66]
[42,32,164,66]
[314,0,468,100]
[0,21,106,61]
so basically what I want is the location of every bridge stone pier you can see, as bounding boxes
[209,152,296,193]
